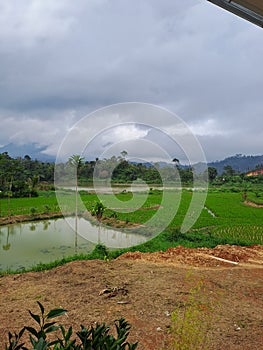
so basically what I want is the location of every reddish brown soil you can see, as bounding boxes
[0,245,262,349]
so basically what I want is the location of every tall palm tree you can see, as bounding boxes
[68,155,84,253]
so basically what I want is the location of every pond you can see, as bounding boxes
[0,217,148,272]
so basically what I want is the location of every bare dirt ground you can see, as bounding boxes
[0,245,262,349]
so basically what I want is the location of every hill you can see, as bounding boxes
[0,143,55,162]
[208,154,263,174]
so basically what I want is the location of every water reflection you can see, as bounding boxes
[30,224,36,231]
[2,226,11,251]
[43,221,50,231]
[0,217,148,272]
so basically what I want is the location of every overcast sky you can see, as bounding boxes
[0,0,262,163]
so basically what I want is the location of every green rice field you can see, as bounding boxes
[1,188,262,247]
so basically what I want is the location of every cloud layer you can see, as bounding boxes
[0,0,262,162]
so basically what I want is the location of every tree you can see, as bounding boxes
[68,155,84,253]
[68,154,84,205]
[179,167,193,184]
[120,150,128,159]
[172,157,179,164]
[92,201,106,222]
[26,175,39,197]
[208,167,218,182]
[223,165,235,177]
[92,201,106,243]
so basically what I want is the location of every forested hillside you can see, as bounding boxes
[0,152,54,197]
[208,154,263,174]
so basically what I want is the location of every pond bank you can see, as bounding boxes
[0,212,63,226]
[0,210,142,230]
[243,200,263,208]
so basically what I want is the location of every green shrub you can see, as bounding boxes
[90,243,109,259]
[5,302,138,350]
[30,207,37,216]
[163,228,185,242]
[91,201,106,221]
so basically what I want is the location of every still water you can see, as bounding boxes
[0,217,147,272]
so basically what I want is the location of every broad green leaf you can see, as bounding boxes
[29,311,41,325]
[25,326,38,338]
[43,322,56,330]
[18,327,26,339]
[45,325,60,334]
[46,308,67,319]
[37,302,45,315]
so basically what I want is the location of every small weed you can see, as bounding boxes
[43,205,51,213]
[167,277,218,350]
[109,212,117,219]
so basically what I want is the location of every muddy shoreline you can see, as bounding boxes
[0,212,64,226]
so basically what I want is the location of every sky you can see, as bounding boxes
[0,0,262,163]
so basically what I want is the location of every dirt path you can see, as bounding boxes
[0,245,262,349]
[244,200,263,208]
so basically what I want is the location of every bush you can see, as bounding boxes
[5,302,138,350]
[91,201,106,221]
[163,228,185,242]
[90,243,109,259]
[30,207,37,216]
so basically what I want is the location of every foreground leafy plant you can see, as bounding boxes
[6,302,67,350]
[5,302,138,350]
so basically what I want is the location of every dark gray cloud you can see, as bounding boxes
[0,0,262,162]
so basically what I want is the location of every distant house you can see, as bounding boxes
[246,169,263,177]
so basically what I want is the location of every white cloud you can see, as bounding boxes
[101,124,149,144]
[189,119,230,137]
[0,1,75,46]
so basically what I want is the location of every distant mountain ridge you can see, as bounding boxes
[135,155,263,174]
[208,154,263,174]
[0,143,55,162]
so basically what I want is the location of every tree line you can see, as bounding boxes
[0,152,54,198]
[1,151,262,198]
[55,154,195,185]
